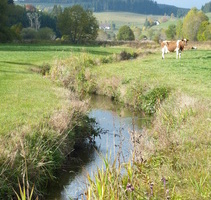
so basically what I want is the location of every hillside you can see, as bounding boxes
[17,0,189,16]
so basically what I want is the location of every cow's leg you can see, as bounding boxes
[176,48,179,59]
[179,50,181,59]
[162,48,165,59]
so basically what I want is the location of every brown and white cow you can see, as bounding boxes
[161,39,188,59]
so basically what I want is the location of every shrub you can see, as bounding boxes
[40,63,51,76]
[117,25,135,41]
[21,28,37,40]
[37,27,56,40]
[119,51,138,61]
[140,87,170,115]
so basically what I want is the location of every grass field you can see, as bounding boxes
[0,44,125,135]
[94,12,163,29]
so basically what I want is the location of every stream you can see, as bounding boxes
[47,95,144,200]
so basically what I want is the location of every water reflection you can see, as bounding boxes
[47,95,143,200]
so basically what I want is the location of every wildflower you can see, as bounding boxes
[126,183,134,192]
[150,182,154,195]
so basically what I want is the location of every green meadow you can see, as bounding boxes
[0,44,124,135]
[0,43,210,199]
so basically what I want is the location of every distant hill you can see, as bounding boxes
[20,0,189,16]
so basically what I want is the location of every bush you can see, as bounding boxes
[140,87,170,115]
[119,51,138,61]
[37,27,56,40]
[21,28,37,40]
[61,35,70,42]
[40,63,51,76]
[117,25,135,41]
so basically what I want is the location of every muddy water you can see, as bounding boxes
[47,95,144,200]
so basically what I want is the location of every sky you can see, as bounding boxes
[155,0,210,9]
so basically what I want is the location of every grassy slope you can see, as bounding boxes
[94,12,161,28]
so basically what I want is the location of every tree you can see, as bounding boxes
[197,21,211,41]
[37,27,56,40]
[176,20,183,38]
[0,0,11,42]
[51,5,62,18]
[132,27,142,40]
[201,2,211,13]
[117,25,135,41]
[8,0,14,4]
[182,8,209,41]
[7,5,29,28]
[57,5,99,43]
[96,29,109,41]
[165,24,176,39]
[21,28,37,40]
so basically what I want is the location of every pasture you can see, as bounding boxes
[0,44,125,135]
[94,12,163,29]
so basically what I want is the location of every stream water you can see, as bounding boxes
[47,95,144,200]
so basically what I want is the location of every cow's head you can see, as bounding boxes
[182,39,188,45]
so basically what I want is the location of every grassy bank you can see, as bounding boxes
[0,44,127,198]
[55,44,210,199]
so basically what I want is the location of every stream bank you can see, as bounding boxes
[47,95,145,199]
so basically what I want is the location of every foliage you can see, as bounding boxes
[7,5,29,28]
[8,0,14,4]
[201,1,211,13]
[36,27,56,40]
[176,19,183,38]
[140,87,170,115]
[197,21,211,41]
[10,23,22,40]
[183,8,209,41]
[119,50,138,60]
[40,12,58,36]
[50,5,62,18]
[96,29,109,41]
[40,63,51,76]
[58,5,99,44]
[21,28,37,40]
[132,27,142,40]
[0,0,10,42]
[117,25,135,41]
[144,17,156,28]
[165,24,176,39]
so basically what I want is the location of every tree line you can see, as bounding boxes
[0,1,99,43]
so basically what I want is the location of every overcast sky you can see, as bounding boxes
[155,0,210,9]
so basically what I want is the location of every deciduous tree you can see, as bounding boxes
[165,24,176,39]
[0,0,10,42]
[182,8,209,41]
[58,5,98,43]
